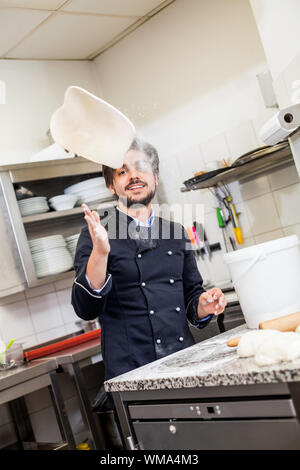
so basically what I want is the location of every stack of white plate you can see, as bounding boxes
[65,233,80,260]
[64,177,114,205]
[29,235,73,278]
[18,197,49,216]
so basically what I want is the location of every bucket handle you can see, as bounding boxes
[231,250,266,286]
[231,239,300,286]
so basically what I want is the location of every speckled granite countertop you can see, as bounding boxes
[105,324,300,392]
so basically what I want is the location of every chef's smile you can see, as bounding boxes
[126,180,147,192]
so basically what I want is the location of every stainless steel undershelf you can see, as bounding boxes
[6,157,101,183]
[22,200,117,224]
[0,359,58,405]
[181,143,293,191]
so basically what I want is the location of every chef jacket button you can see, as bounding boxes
[156,338,161,344]
[169,279,174,284]
[178,336,184,342]
[137,253,142,258]
[141,282,146,287]
[175,307,181,312]
[168,250,173,255]
[149,310,154,315]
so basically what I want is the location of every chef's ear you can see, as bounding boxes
[108,184,115,194]
[154,174,159,186]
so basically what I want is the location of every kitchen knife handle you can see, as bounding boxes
[216,207,225,228]
[233,226,244,245]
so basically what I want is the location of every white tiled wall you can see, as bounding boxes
[158,120,300,286]
[0,277,79,349]
[0,404,18,448]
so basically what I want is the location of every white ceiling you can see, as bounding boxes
[0,0,175,60]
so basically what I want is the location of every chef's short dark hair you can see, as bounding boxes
[102,138,159,188]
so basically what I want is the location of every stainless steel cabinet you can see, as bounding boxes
[113,382,300,450]
[133,419,300,450]
[0,157,116,297]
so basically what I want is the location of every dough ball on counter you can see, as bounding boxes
[237,330,280,358]
[254,332,300,366]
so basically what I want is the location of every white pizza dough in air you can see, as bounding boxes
[50,86,136,168]
[254,331,300,366]
[237,330,280,358]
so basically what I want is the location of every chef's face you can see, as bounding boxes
[109,149,158,207]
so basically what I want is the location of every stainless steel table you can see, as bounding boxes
[44,338,105,450]
[0,359,75,449]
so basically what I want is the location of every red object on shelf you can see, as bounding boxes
[24,328,101,361]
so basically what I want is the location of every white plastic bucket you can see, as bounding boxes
[223,235,300,328]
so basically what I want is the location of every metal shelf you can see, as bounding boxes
[181,143,294,192]
[0,155,116,294]
[29,270,75,287]
[22,200,117,224]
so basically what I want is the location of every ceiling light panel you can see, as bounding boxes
[0,0,66,9]
[0,8,50,56]
[5,12,135,59]
[63,0,166,17]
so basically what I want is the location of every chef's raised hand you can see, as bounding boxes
[82,203,110,256]
[197,287,227,319]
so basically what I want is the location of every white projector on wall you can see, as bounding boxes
[260,103,300,146]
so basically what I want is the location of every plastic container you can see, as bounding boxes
[223,235,300,328]
[0,343,24,369]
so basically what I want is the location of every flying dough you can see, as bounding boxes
[237,330,280,358]
[254,332,300,366]
[50,86,136,168]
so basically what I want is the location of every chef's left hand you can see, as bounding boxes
[197,287,227,319]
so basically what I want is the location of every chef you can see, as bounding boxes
[71,138,227,382]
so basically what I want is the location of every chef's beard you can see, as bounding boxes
[116,187,156,208]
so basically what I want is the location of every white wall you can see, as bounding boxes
[250,0,300,178]
[93,0,272,164]
[93,0,300,285]
[94,0,267,131]
[250,0,300,81]
[0,60,102,164]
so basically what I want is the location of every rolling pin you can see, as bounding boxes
[227,336,241,347]
[227,311,300,347]
[259,311,300,331]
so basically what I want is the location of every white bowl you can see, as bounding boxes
[49,194,78,211]
[64,177,105,195]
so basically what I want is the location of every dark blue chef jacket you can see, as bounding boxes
[71,208,212,380]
